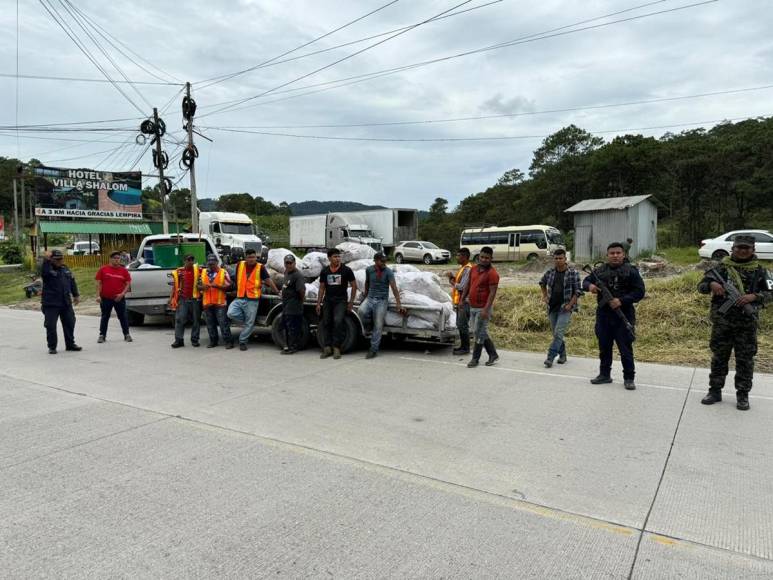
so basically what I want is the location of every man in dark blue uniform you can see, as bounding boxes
[582,242,646,390]
[40,250,82,354]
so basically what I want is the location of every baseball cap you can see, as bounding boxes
[733,235,755,247]
[206,253,218,262]
[373,252,386,261]
[283,254,296,263]
[50,249,64,258]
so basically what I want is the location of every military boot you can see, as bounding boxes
[701,389,722,405]
[467,344,484,368]
[736,391,750,411]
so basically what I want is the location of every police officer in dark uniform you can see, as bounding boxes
[40,250,82,354]
[698,234,773,411]
[582,242,646,390]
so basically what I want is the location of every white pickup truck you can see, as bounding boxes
[125,234,220,326]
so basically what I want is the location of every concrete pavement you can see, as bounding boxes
[1,307,772,578]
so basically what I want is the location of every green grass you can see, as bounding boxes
[0,266,99,306]
[491,272,773,373]
[655,246,702,266]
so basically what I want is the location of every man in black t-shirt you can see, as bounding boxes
[280,254,306,354]
[316,248,357,359]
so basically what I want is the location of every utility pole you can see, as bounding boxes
[12,179,19,242]
[152,107,169,234]
[20,175,25,227]
[185,82,199,234]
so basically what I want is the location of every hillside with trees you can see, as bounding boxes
[420,117,773,251]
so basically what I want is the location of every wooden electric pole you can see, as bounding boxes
[152,107,169,235]
[12,178,19,242]
[185,82,199,234]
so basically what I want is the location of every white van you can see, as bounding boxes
[460,225,565,262]
[66,241,100,255]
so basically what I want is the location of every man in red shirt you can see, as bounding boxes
[461,246,500,368]
[95,251,132,343]
[170,255,202,348]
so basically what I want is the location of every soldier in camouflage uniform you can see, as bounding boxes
[699,235,773,411]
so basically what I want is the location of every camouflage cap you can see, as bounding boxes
[733,235,755,247]
[50,249,64,258]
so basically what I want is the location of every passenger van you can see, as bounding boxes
[460,225,565,262]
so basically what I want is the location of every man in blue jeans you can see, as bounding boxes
[539,249,581,368]
[359,253,405,359]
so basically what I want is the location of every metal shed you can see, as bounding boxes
[564,195,657,262]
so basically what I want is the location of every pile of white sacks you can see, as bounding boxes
[265,242,456,330]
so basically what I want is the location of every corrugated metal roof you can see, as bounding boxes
[39,221,152,234]
[564,194,652,213]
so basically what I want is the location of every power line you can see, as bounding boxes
[206,113,772,143]
[0,72,181,85]
[194,1,503,92]
[200,0,717,118]
[0,131,130,144]
[37,0,147,115]
[4,116,143,128]
[196,0,402,89]
[202,0,478,118]
[202,84,773,131]
[45,142,131,163]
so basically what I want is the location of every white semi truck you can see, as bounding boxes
[289,208,418,254]
[198,211,266,263]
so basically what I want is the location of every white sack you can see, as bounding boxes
[394,271,452,304]
[347,258,374,271]
[337,242,376,263]
[305,279,319,301]
[406,316,435,330]
[392,264,420,273]
[300,251,329,278]
[267,248,298,273]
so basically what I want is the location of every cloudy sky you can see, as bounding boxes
[1,0,771,211]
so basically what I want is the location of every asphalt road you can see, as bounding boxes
[2,308,772,579]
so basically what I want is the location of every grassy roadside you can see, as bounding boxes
[491,272,772,373]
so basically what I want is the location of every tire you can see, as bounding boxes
[271,313,311,350]
[423,254,432,265]
[315,314,360,353]
[395,253,404,264]
[527,253,538,261]
[711,249,729,260]
[127,310,145,327]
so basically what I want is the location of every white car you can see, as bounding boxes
[66,241,101,255]
[699,230,773,260]
[394,241,451,264]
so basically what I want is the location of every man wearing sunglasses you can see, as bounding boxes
[40,249,82,354]
[699,235,773,411]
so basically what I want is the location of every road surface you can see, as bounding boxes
[1,308,772,578]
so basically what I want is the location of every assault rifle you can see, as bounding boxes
[582,263,636,339]
[705,267,756,316]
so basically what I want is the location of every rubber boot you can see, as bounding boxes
[736,391,750,411]
[483,338,499,366]
[453,330,470,356]
[467,343,484,368]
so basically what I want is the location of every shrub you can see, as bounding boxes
[0,242,24,265]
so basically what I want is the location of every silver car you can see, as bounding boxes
[394,241,451,264]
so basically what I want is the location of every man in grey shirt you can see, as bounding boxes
[360,253,404,359]
[280,254,306,354]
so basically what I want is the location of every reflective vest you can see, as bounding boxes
[200,268,227,308]
[169,265,200,310]
[452,263,473,305]
[236,261,263,300]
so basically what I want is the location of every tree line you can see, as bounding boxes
[420,117,773,251]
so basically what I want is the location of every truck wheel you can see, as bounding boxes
[423,254,432,265]
[712,249,728,260]
[527,253,538,261]
[395,253,404,264]
[127,310,145,327]
[271,314,310,350]
[315,315,360,353]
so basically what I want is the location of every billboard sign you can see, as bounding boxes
[0,215,5,240]
[33,166,143,219]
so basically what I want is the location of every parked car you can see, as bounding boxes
[394,241,451,264]
[66,241,100,255]
[699,230,773,260]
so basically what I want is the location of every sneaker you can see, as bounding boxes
[207,342,219,349]
[97,335,106,344]
[543,357,554,368]
[48,348,57,355]
[485,354,499,367]
[333,347,342,360]
[624,380,636,390]
[171,341,184,348]
[557,353,567,364]
[225,342,235,350]
[239,343,248,351]
[320,347,333,359]
[701,390,722,405]
[124,334,133,343]
[65,345,82,352]
[365,350,377,359]
[192,342,200,347]
[281,347,297,355]
[467,359,480,368]
[590,375,613,384]
[452,347,470,356]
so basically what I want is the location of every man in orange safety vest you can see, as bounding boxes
[198,253,234,349]
[227,248,279,351]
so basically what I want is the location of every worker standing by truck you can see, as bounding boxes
[280,254,306,354]
[199,254,234,349]
[360,252,405,359]
[446,247,473,356]
[228,248,279,351]
[170,255,201,348]
[316,248,357,360]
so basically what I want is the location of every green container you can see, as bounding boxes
[179,242,207,265]
[152,244,183,269]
